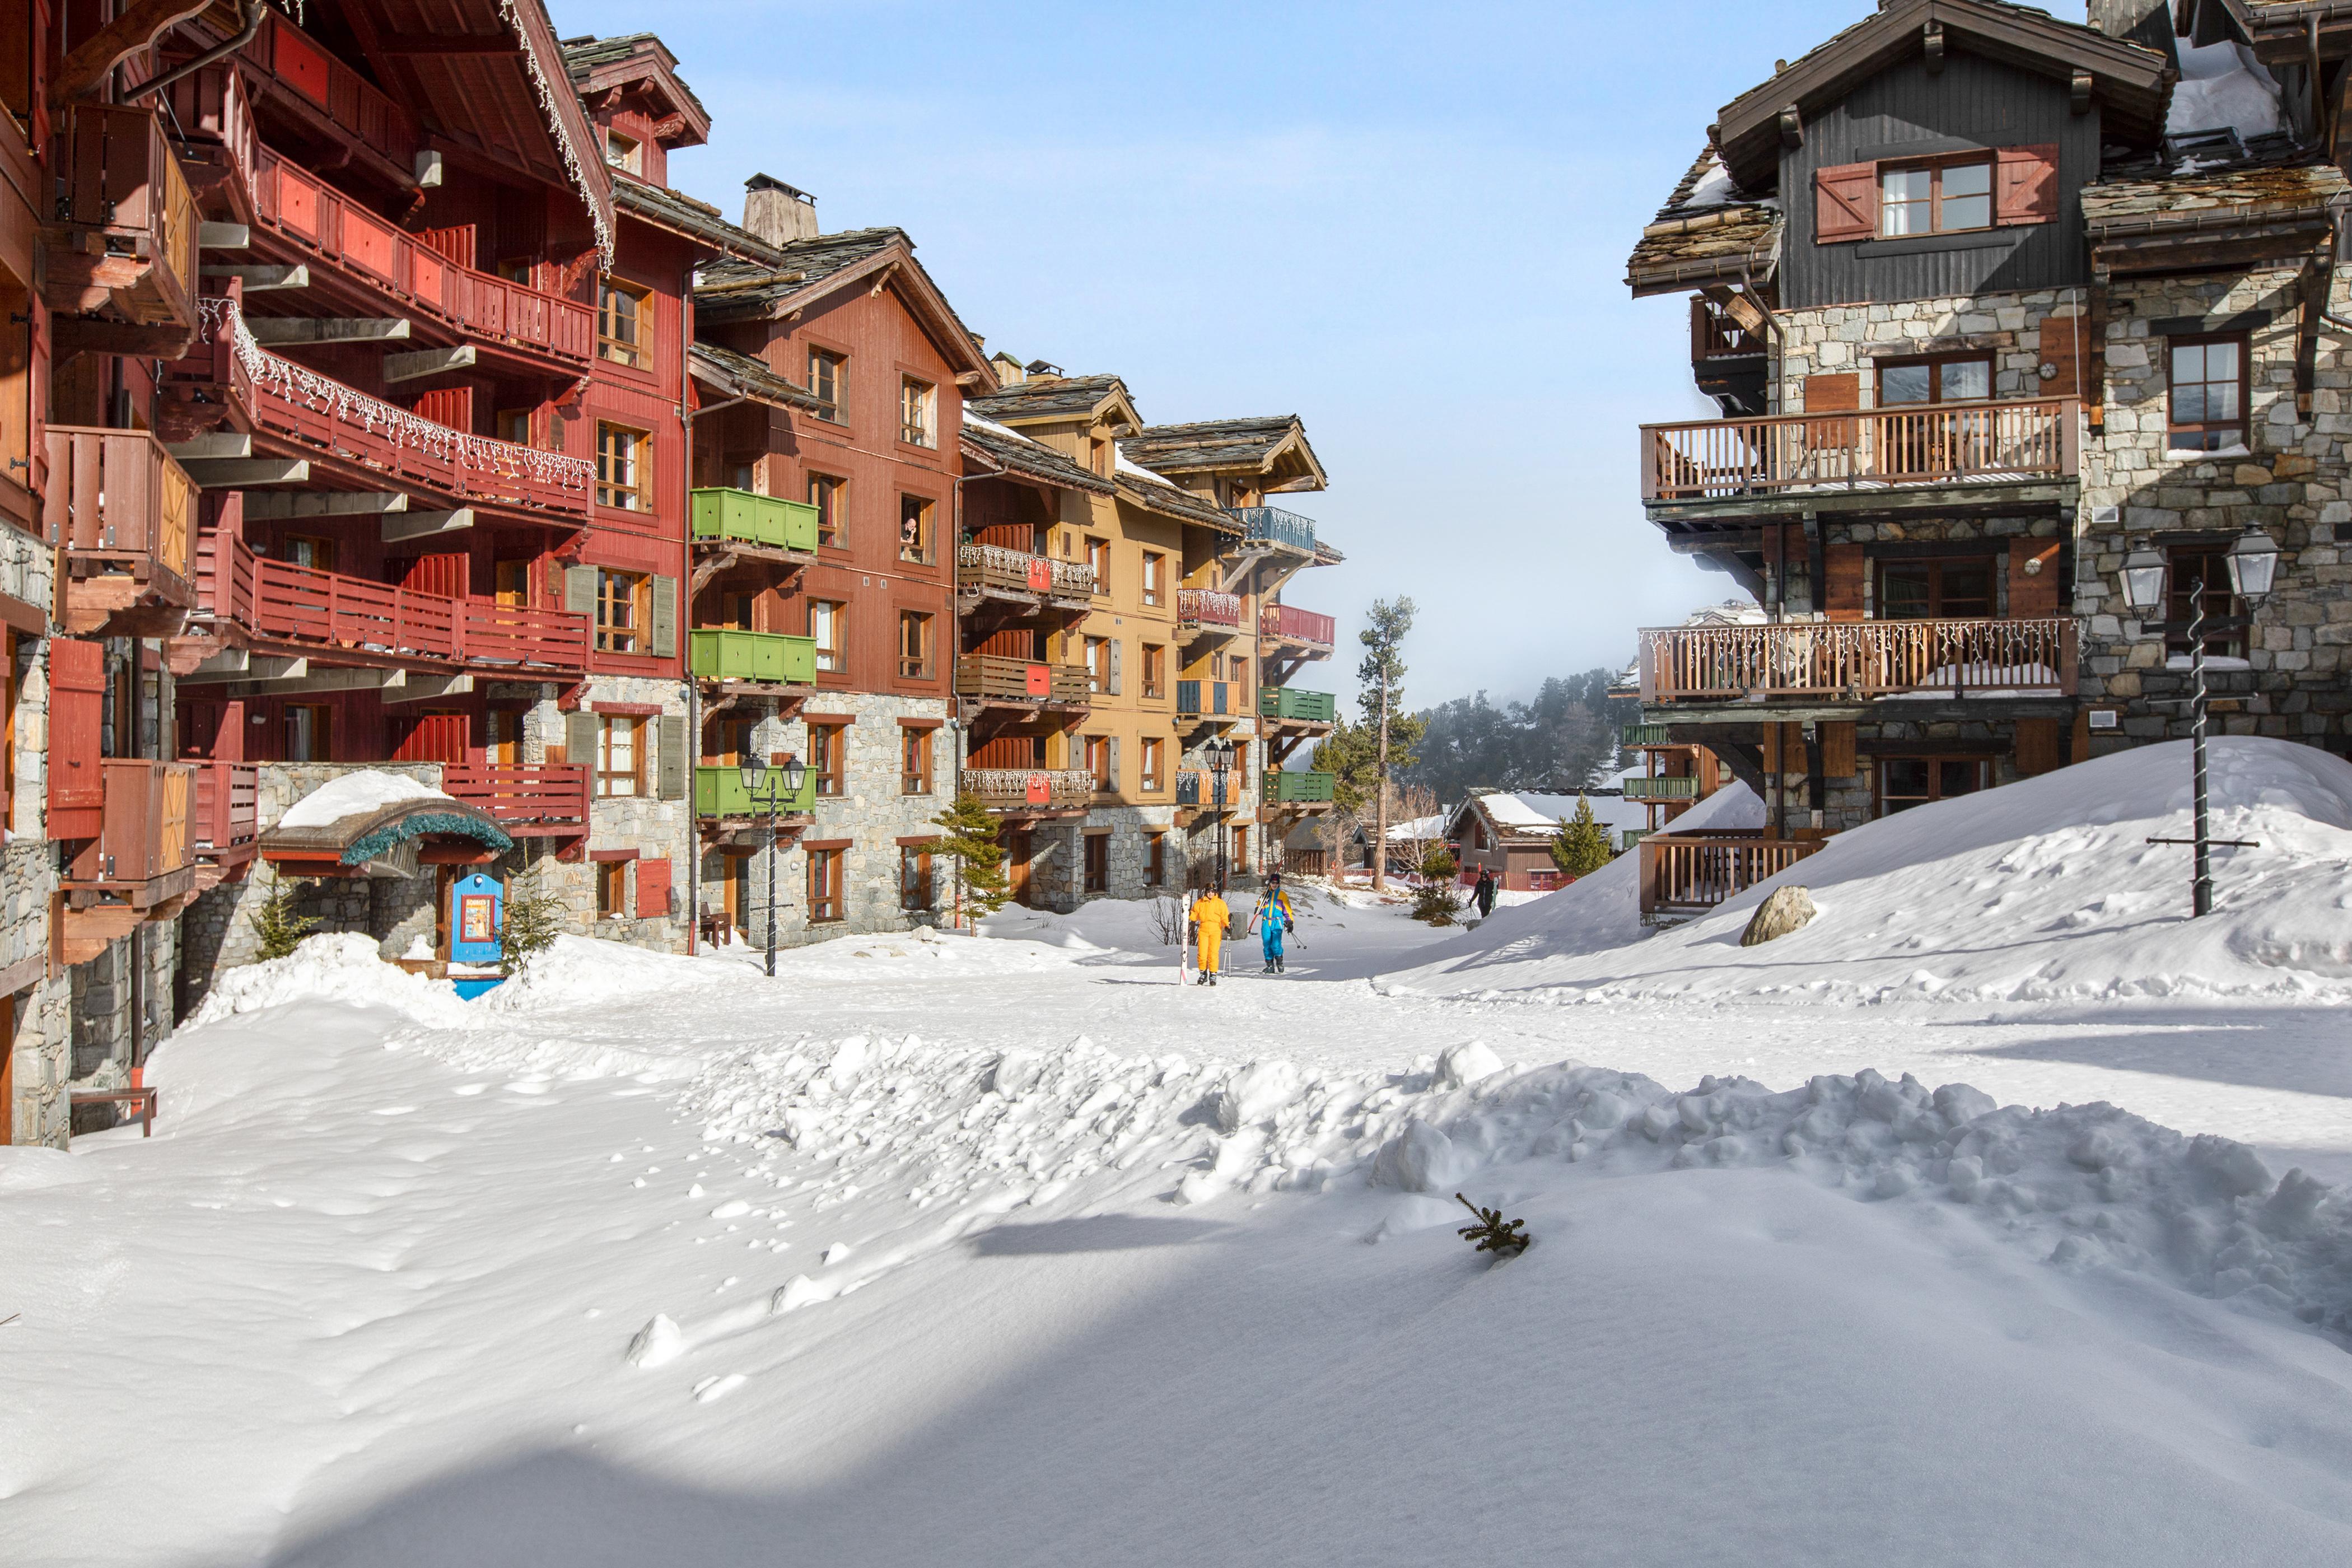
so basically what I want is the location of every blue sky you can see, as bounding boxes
[547,0,1872,708]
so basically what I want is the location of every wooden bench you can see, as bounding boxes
[70,1085,157,1137]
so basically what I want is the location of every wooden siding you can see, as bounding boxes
[1784,53,2097,309]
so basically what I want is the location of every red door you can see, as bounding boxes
[393,710,469,764]
[395,553,469,598]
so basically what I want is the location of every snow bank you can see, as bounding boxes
[274,770,449,829]
[1387,738,2352,1006]
[185,933,473,1029]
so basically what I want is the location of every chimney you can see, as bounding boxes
[743,174,818,247]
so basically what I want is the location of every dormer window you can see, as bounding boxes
[1879,158,1991,237]
[1817,146,2052,244]
[605,129,642,174]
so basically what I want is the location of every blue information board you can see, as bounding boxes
[448,871,505,965]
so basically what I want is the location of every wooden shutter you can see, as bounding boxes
[2037,310,2090,400]
[650,576,678,658]
[413,386,474,432]
[2014,718,2061,776]
[1819,721,1856,778]
[635,857,673,918]
[1108,736,1120,792]
[564,710,599,771]
[1822,543,1866,622]
[396,552,468,598]
[1107,638,1122,696]
[2008,543,2061,617]
[392,711,468,763]
[564,565,597,616]
[657,713,686,799]
[1760,722,1782,774]
[416,223,478,269]
[1995,144,2059,226]
[46,637,105,838]
[1804,372,1860,454]
[1814,161,1877,243]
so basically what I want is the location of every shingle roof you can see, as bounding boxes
[689,342,829,414]
[961,414,1114,494]
[2082,158,2346,235]
[1114,472,1238,533]
[558,32,708,125]
[1121,416,1305,474]
[1627,147,1782,298]
[694,230,908,320]
[613,176,788,263]
[965,374,1131,423]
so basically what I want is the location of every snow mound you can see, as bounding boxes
[186,933,472,1029]
[483,934,715,1011]
[274,770,449,829]
[2169,31,2285,141]
[1385,738,2352,1006]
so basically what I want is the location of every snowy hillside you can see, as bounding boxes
[1385,738,2352,1006]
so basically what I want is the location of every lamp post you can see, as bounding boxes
[2115,526,2278,917]
[1204,737,1236,893]
[739,752,809,976]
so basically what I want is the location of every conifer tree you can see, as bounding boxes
[1550,795,1616,878]
[1411,843,1460,925]
[499,873,568,965]
[932,792,1010,924]
[249,871,319,962]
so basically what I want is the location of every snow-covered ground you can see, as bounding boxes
[11,738,2352,1565]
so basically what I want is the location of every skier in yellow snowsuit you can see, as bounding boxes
[1189,889,1231,986]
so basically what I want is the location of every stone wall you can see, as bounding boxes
[1775,287,2089,413]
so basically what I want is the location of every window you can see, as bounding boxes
[596,570,648,654]
[898,611,934,680]
[1878,757,1986,815]
[604,128,642,174]
[1084,636,1108,693]
[598,279,648,368]
[598,858,629,917]
[1145,831,1166,887]
[1879,157,1991,237]
[596,422,650,510]
[810,722,844,795]
[2164,545,2248,659]
[902,726,934,794]
[284,703,329,762]
[497,408,533,447]
[1230,826,1248,872]
[597,715,643,797]
[2169,336,2246,452]
[899,495,934,564]
[810,600,844,673]
[899,376,936,446]
[1877,354,1992,407]
[1141,643,1166,700]
[1087,536,1109,592]
[808,847,844,923]
[809,349,846,421]
[1085,735,1109,789]
[1876,556,1995,620]
[900,847,935,911]
[281,535,336,572]
[1084,833,1108,894]
[1141,552,1164,606]
[1140,736,1163,792]
[808,473,847,548]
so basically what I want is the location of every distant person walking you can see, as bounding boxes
[1473,867,1497,919]
[1252,875,1298,974]
[1188,888,1230,986]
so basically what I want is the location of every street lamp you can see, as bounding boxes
[2116,526,2277,917]
[739,751,809,976]
[1203,737,1237,893]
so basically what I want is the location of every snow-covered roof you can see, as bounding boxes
[1456,790,1650,841]
[277,771,452,830]
[1382,813,1449,842]
[2168,31,2283,143]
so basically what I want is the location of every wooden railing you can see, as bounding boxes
[1691,298,1767,361]
[190,761,258,857]
[66,760,196,904]
[46,102,198,331]
[1642,398,2078,501]
[1639,830,1824,918]
[959,768,1094,807]
[1639,618,2076,702]
[954,655,1091,705]
[43,426,195,585]
[1622,774,1701,800]
[1178,587,1243,627]
[250,147,594,367]
[199,297,595,517]
[441,765,590,837]
[199,533,590,673]
[1261,604,1336,645]
[955,545,1095,598]
[248,8,421,170]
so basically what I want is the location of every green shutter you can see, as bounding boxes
[564,566,597,617]
[651,575,678,659]
[657,713,687,799]
[566,710,599,769]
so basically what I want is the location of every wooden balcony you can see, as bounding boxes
[1266,770,1336,805]
[694,765,817,819]
[65,761,197,910]
[1177,587,1243,631]
[1691,297,1768,363]
[1640,831,1824,920]
[198,297,596,519]
[1229,506,1318,551]
[198,533,590,674]
[43,427,195,635]
[1258,687,1337,726]
[248,147,594,370]
[959,768,1094,810]
[954,655,1090,708]
[1638,618,2076,704]
[1177,679,1238,725]
[956,545,1094,607]
[1642,399,2078,503]
[441,765,590,839]
[1261,604,1336,647]
[1622,774,1702,801]
[190,761,259,872]
[690,629,816,686]
[692,488,820,552]
[45,103,199,353]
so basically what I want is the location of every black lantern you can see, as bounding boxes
[2224,524,2279,604]
[2118,536,2169,615]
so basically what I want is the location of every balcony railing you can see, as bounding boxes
[955,544,1094,599]
[190,761,258,859]
[1267,770,1336,804]
[1622,774,1702,801]
[44,426,195,592]
[1178,587,1243,627]
[1228,506,1317,550]
[249,147,594,367]
[441,765,590,837]
[690,629,816,685]
[249,9,421,170]
[198,533,590,673]
[695,765,818,818]
[1640,831,1824,918]
[1259,687,1336,724]
[1638,618,2076,702]
[66,760,196,907]
[198,297,596,517]
[1691,298,1767,362]
[959,768,1094,808]
[1261,604,1336,646]
[692,488,820,553]
[1622,724,1679,748]
[1642,398,2078,501]
[954,655,1090,706]
[46,102,198,333]
[1176,679,1235,718]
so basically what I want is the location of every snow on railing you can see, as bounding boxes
[1639,618,2076,702]
[1178,587,1242,626]
[956,544,1096,594]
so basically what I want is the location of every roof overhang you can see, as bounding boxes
[959,432,1116,495]
[689,342,829,414]
[1114,477,1241,534]
[260,796,514,880]
[567,37,711,147]
[2184,0,2352,66]
[745,242,998,388]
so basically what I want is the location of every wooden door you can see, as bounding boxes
[1008,830,1035,907]
[484,709,521,767]
[494,559,533,607]
[396,552,469,598]
[722,854,746,940]
[393,710,468,764]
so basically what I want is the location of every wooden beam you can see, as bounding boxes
[198,223,250,249]
[179,654,305,686]
[383,345,476,383]
[381,508,473,544]
[369,33,517,55]
[166,433,252,461]
[241,491,408,519]
[248,317,413,345]
[216,665,406,699]
[200,264,308,291]
[176,458,311,487]
[48,0,213,109]
[381,673,474,705]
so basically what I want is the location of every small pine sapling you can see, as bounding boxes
[249,871,320,962]
[932,792,1010,926]
[500,880,568,967]
[1454,1193,1530,1258]
[1549,794,1615,879]
[1410,844,1460,925]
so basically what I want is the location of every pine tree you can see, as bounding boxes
[932,792,1010,923]
[249,871,319,962]
[500,876,568,965]
[1410,843,1460,925]
[1550,794,1615,878]
[1355,598,1426,892]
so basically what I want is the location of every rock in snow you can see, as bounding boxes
[1740,885,1817,946]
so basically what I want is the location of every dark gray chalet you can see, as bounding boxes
[1626,0,2352,839]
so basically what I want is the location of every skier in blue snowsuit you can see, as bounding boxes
[1254,875,1298,974]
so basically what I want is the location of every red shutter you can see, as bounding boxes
[1995,144,2059,226]
[634,857,672,919]
[416,224,478,269]
[391,711,468,764]
[395,552,468,598]
[413,386,474,432]
[1814,162,1877,243]
[46,638,105,839]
